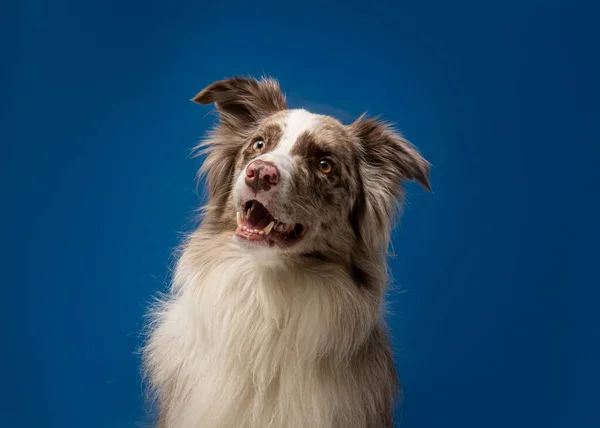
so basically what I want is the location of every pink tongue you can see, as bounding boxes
[245,216,272,229]
[246,204,273,229]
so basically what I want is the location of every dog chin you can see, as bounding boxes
[230,234,291,268]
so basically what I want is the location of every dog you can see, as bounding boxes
[143,77,431,428]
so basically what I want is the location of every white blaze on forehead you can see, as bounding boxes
[277,109,320,154]
[260,109,320,168]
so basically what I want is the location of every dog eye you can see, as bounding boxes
[318,159,333,174]
[252,140,265,152]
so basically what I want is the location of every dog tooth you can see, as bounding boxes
[264,221,275,235]
[236,212,242,227]
[259,230,265,235]
[275,222,291,233]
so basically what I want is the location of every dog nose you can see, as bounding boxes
[245,160,280,192]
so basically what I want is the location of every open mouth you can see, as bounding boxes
[235,200,305,246]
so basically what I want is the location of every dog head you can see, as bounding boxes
[193,77,430,265]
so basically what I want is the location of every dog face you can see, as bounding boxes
[193,77,430,262]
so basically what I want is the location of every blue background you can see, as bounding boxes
[3,1,599,427]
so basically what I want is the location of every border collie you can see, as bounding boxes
[143,77,431,428]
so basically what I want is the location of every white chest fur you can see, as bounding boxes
[145,242,382,428]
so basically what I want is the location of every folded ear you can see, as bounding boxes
[351,115,431,193]
[349,115,431,249]
[192,77,287,129]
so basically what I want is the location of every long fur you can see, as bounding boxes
[143,77,431,428]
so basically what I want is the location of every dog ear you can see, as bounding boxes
[192,77,287,128]
[351,114,431,192]
[349,115,431,248]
